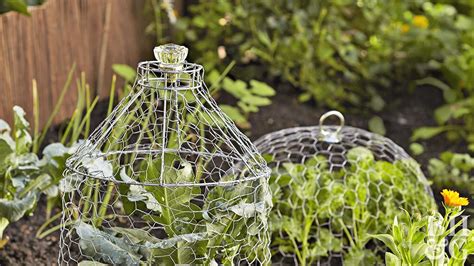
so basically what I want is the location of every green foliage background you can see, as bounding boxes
[162,0,474,148]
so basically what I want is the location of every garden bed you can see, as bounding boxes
[0,81,464,265]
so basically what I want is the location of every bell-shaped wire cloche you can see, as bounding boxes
[59,44,272,265]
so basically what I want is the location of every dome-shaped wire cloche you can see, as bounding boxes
[59,44,271,265]
[254,111,436,265]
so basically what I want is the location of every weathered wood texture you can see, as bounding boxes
[0,0,153,127]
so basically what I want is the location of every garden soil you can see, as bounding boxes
[0,84,464,265]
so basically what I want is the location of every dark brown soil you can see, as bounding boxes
[248,83,462,168]
[0,83,468,265]
[0,199,60,266]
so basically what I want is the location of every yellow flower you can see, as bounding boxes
[401,24,410,33]
[441,189,469,207]
[413,15,429,29]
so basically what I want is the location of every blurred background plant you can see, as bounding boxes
[154,0,473,146]
[0,65,121,246]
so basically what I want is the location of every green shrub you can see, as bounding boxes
[266,147,436,265]
[412,45,474,150]
[373,202,473,266]
[0,107,50,248]
[169,0,472,115]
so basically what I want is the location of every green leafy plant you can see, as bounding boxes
[66,152,269,264]
[428,152,474,229]
[410,3,474,150]
[267,147,436,265]
[0,66,84,247]
[373,190,474,265]
[429,152,474,195]
[0,67,117,243]
[0,74,100,244]
[113,62,275,129]
[168,1,471,114]
[0,107,49,248]
[208,65,275,129]
[58,62,272,264]
[36,72,123,238]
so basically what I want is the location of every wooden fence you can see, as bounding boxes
[0,0,153,127]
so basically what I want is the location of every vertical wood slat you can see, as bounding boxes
[0,0,153,128]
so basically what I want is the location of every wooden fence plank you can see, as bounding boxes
[0,0,153,128]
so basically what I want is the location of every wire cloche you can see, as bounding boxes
[254,111,436,265]
[59,44,272,265]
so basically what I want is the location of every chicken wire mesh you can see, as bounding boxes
[254,111,437,266]
[59,44,272,265]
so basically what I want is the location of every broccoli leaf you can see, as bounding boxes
[75,222,142,266]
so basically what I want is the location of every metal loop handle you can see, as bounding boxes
[319,110,345,143]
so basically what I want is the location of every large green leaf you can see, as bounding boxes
[119,168,161,212]
[108,227,160,245]
[16,173,51,198]
[80,157,113,178]
[0,138,13,173]
[222,78,250,98]
[219,105,249,126]
[42,143,70,160]
[241,95,272,106]
[249,80,275,96]
[411,127,447,141]
[108,226,207,264]
[385,252,402,266]
[139,155,200,236]
[0,193,36,222]
[75,222,142,266]
[0,217,8,239]
[0,119,11,134]
[368,116,386,135]
[12,106,32,154]
[143,232,206,250]
[112,64,136,82]
[229,202,265,218]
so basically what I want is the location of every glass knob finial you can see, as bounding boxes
[154,44,188,65]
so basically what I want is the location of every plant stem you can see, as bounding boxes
[37,220,76,239]
[301,205,314,265]
[107,75,117,116]
[60,109,79,144]
[195,122,206,181]
[95,182,115,227]
[36,211,63,238]
[71,97,99,142]
[32,79,40,154]
[38,64,76,148]
[92,180,100,221]
[81,179,95,218]
[287,232,304,266]
[208,61,236,94]
[338,218,356,248]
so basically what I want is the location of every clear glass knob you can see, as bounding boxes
[154,44,188,84]
[154,44,188,66]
